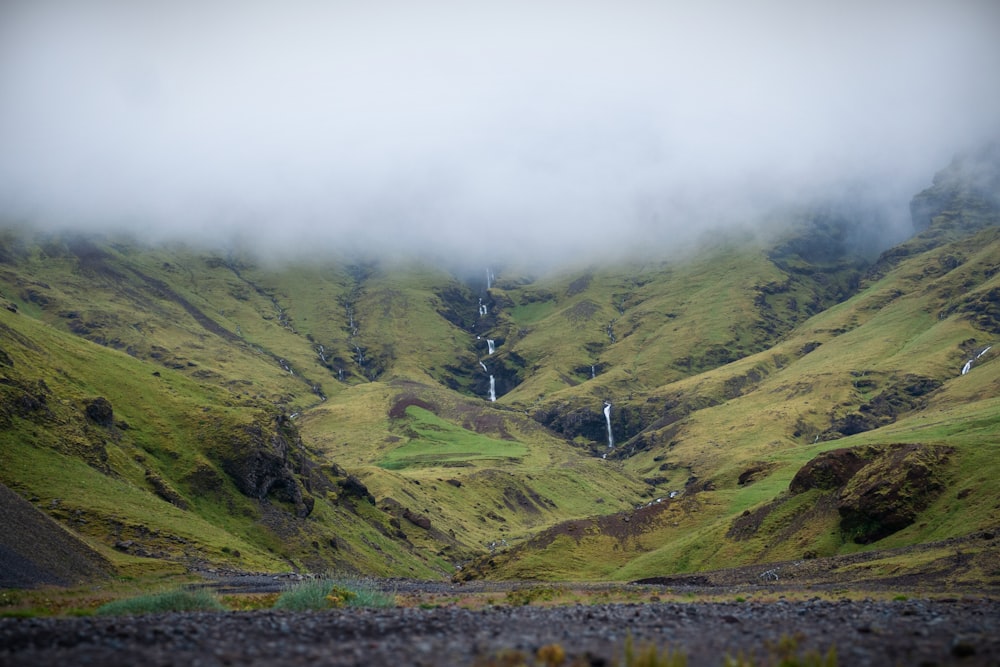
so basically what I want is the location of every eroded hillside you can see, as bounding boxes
[1,147,998,583]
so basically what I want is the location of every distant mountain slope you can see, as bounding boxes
[457,149,1000,580]
[0,148,997,583]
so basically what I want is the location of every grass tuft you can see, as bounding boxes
[95,588,224,616]
[623,633,688,667]
[273,576,395,611]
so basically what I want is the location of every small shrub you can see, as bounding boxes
[96,589,224,616]
[623,633,688,667]
[536,643,566,666]
[505,586,559,606]
[724,634,837,667]
[473,649,530,666]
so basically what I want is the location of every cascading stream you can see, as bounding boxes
[603,401,614,448]
[962,345,993,375]
[487,339,495,355]
[489,375,496,402]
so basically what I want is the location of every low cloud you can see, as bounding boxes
[1,1,998,266]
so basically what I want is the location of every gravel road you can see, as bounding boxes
[2,597,997,666]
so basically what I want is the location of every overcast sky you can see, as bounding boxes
[1,1,998,265]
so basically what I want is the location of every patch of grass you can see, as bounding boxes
[273,579,338,611]
[378,406,528,470]
[724,634,837,667]
[624,633,688,667]
[95,588,224,616]
[505,585,562,606]
[219,593,280,611]
[274,576,395,611]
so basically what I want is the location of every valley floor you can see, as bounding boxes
[2,596,997,666]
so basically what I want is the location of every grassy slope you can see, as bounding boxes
[0,237,651,577]
[0,158,997,583]
[0,302,460,577]
[462,223,1000,580]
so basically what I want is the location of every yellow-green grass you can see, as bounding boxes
[0,301,446,578]
[469,220,1000,580]
[0,429,286,571]
[377,406,527,469]
[3,207,999,582]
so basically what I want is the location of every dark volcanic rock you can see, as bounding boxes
[789,443,955,544]
[1,598,997,667]
[0,483,112,588]
[789,447,868,494]
[402,508,432,529]
[216,418,314,518]
[84,397,114,427]
[838,444,954,544]
[337,474,375,505]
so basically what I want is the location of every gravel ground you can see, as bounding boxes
[2,597,997,666]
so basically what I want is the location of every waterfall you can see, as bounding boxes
[486,268,494,289]
[479,360,488,372]
[487,339,495,355]
[591,365,596,379]
[962,346,993,375]
[478,299,488,316]
[489,375,496,402]
[603,401,614,448]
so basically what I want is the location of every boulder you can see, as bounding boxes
[84,397,114,427]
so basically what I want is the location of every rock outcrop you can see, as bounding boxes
[84,397,114,427]
[790,444,954,544]
[216,416,315,518]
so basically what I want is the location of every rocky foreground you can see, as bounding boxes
[2,597,998,666]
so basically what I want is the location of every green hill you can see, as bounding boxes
[1,147,998,585]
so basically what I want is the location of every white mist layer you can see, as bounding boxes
[1,1,998,265]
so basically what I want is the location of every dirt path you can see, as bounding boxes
[2,597,997,666]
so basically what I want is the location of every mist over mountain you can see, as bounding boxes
[1,1,998,266]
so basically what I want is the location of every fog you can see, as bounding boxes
[1,1,998,266]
